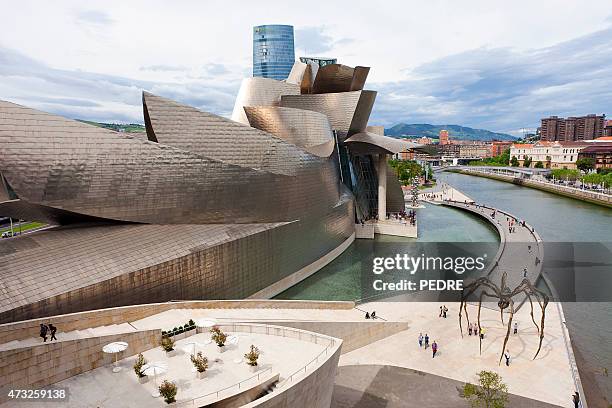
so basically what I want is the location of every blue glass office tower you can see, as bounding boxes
[253,25,295,80]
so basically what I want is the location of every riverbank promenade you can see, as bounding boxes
[453,167,612,208]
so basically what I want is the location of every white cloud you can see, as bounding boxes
[0,0,611,131]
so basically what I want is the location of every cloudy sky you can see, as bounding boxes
[1,0,611,135]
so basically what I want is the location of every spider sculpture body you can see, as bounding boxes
[459,271,549,365]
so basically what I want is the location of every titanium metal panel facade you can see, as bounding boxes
[253,25,295,80]
[230,77,299,125]
[244,106,335,157]
[0,57,407,323]
[0,100,341,225]
[280,90,376,138]
[311,64,370,94]
[345,131,416,155]
[0,93,355,322]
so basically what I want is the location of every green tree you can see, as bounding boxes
[523,156,532,167]
[576,157,595,173]
[510,156,519,167]
[388,159,423,186]
[534,161,544,168]
[551,168,580,181]
[463,370,509,408]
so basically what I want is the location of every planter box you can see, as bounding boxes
[248,364,258,373]
[166,350,177,357]
[196,371,207,379]
[217,345,226,353]
[138,375,149,384]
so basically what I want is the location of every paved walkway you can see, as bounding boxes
[341,301,574,407]
[441,200,543,300]
[419,182,474,204]
[332,364,562,408]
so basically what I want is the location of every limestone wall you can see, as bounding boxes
[0,329,159,404]
[254,320,409,354]
[0,300,354,345]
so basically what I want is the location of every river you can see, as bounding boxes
[276,171,612,405]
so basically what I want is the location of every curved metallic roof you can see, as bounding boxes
[143,92,313,176]
[311,64,370,94]
[244,106,335,157]
[0,100,341,225]
[280,90,376,138]
[231,77,299,124]
[345,132,422,155]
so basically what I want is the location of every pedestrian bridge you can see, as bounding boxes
[434,165,550,178]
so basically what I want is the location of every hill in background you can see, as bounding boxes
[385,123,516,141]
[77,120,145,133]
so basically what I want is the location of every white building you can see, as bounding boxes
[509,141,590,169]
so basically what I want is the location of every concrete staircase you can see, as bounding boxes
[0,322,136,351]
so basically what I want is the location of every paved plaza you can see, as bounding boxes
[332,364,561,408]
[0,330,326,408]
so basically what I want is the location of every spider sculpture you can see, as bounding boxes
[459,271,549,365]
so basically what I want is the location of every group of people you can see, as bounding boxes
[418,333,438,358]
[387,210,416,226]
[39,323,58,342]
[364,311,377,319]
[467,323,486,339]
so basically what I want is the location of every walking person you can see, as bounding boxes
[365,311,370,319]
[443,305,448,318]
[439,305,443,317]
[572,392,580,408]
[468,323,473,336]
[504,350,510,366]
[424,334,429,349]
[432,341,438,358]
[479,327,485,340]
[523,267,528,278]
[513,322,518,335]
[39,323,48,343]
[371,311,376,319]
[49,324,57,341]
[418,333,423,348]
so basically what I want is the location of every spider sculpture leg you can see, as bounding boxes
[476,290,498,355]
[524,293,540,334]
[498,298,515,365]
[459,282,481,337]
[529,290,549,360]
[459,278,500,338]
[512,279,549,360]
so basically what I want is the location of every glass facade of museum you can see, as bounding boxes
[253,25,295,80]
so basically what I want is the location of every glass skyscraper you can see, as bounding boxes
[253,25,295,80]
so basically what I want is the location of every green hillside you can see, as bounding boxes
[385,123,516,141]
[77,120,145,133]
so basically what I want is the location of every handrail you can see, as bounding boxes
[176,322,338,407]
[176,367,273,407]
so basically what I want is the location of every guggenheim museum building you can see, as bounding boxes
[0,61,414,323]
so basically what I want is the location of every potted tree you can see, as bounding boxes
[133,353,148,383]
[190,352,209,379]
[244,345,260,373]
[210,326,227,353]
[158,380,178,404]
[160,335,176,357]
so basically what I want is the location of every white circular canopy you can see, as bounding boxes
[102,341,128,354]
[142,361,168,377]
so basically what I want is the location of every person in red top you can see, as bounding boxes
[432,341,438,358]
